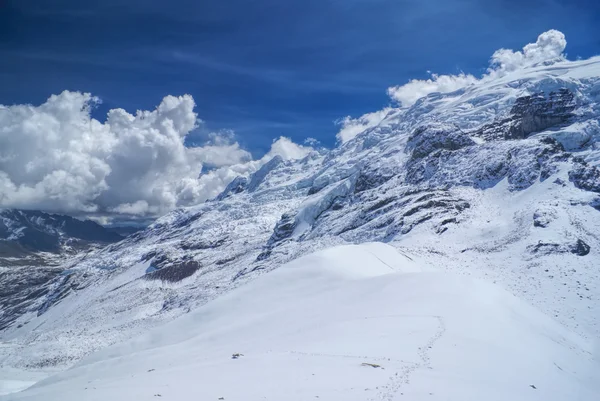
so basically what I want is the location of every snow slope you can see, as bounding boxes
[4,243,598,401]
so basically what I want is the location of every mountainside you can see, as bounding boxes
[5,244,598,400]
[0,210,123,331]
[1,54,600,382]
[0,209,123,261]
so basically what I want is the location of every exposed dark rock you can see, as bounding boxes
[149,253,170,268]
[330,200,345,210]
[533,211,551,228]
[255,249,271,262]
[539,136,567,153]
[507,89,575,139]
[145,260,201,282]
[270,213,296,244]
[141,250,158,262]
[440,218,458,226]
[403,200,470,217]
[437,217,458,233]
[406,133,570,191]
[569,163,600,193]
[215,176,248,200]
[365,197,398,213]
[256,212,296,261]
[180,237,227,251]
[354,169,393,193]
[215,256,236,265]
[570,239,591,256]
[506,139,569,190]
[527,242,563,255]
[476,89,575,141]
[307,185,322,195]
[406,125,475,160]
[553,178,567,186]
[527,239,590,256]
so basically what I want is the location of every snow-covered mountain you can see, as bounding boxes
[2,39,600,398]
[0,209,123,260]
[0,210,123,332]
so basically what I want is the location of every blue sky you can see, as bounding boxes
[1,0,599,155]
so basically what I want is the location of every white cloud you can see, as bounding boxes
[387,30,567,108]
[489,29,566,73]
[335,108,392,143]
[265,136,313,160]
[108,200,150,216]
[387,73,478,107]
[0,91,311,219]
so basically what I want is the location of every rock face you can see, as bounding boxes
[569,162,600,193]
[507,89,576,139]
[2,56,600,370]
[476,89,576,141]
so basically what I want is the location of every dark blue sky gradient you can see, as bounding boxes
[1,0,599,154]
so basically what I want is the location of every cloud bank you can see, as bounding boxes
[0,91,311,219]
[0,30,572,219]
[387,29,567,107]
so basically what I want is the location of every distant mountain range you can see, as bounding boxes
[0,209,125,332]
[0,209,123,261]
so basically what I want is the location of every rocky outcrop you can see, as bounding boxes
[569,161,600,193]
[145,260,200,282]
[507,89,576,139]
[256,212,296,261]
[406,125,475,160]
[476,89,576,141]
[215,177,248,200]
[526,239,590,256]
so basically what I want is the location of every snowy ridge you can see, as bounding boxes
[1,42,600,399]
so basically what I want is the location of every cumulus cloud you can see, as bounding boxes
[335,108,393,143]
[173,136,315,206]
[387,73,478,108]
[387,30,567,107]
[489,29,566,74]
[0,91,311,219]
[264,136,313,160]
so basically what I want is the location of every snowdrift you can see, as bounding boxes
[4,243,598,401]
